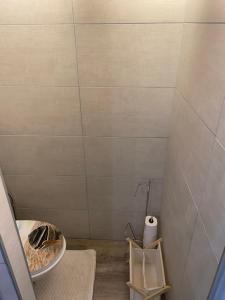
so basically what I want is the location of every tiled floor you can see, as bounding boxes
[66,239,130,300]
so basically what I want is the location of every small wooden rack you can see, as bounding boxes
[127,238,170,300]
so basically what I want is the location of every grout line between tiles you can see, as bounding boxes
[0,22,184,26]
[184,21,225,25]
[0,84,176,89]
[1,22,225,26]
[178,210,199,292]
[198,211,220,264]
[0,134,168,139]
[215,96,225,137]
[16,206,147,214]
[176,88,217,137]
[17,207,89,212]
[216,138,225,152]
[75,22,184,25]
[5,174,86,177]
[71,0,92,239]
[78,86,175,89]
[5,174,164,181]
[172,130,220,265]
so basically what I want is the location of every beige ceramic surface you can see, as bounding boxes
[76,24,182,87]
[160,1,225,299]
[73,0,186,23]
[0,0,182,241]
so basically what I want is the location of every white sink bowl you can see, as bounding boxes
[16,220,66,282]
[31,236,66,282]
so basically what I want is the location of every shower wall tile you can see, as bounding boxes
[16,208,90,238]
[179,273,197,300]
[84,137,167,177]
[80,87,173,137]
[76,24,182,87]
[0,0,73,24]
[87,176,163,214]
[162,154,198,252]
[170,92,214,206]
[0,136,84,175]
[199,141,225,261]
[73,0,186,23]
[160,153,198,296]
[0,0,179,242]
[147,178,163,216]
[0,86,82,135]
[185,0,225,22]
[184,216,218,300]
[0,25,77,86]
[161,2,225,299]
[177,24,225,133]
[87,176,146,212]
[5,175,87,210]
[160,203,184,300]
[90,210,145,240]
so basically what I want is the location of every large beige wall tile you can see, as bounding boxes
[179,273,198,300]
[162,154,198,253]
[87,176,146,212]
[81,87,173,137]
[183,217,218,300]
[0,136,84,175]
[160,204,184,300]
[199,141,225,260]
[74,0,185,23]
[85,137,167,177]
[90,210,145,240]
[0,0,73,24]
[161,10,225,299]
[185,0,225,22]
[177,24,225,132]
[0,25,77,86]
[0,86,81,135]
[147,178,163,216]
[170,92,214,206]
[5,175,87,210]
[16,208,90,238]
[87,176,155,213]
[76,24,182,87]
[160,153,198,298]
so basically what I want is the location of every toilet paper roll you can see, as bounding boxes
[143,216,158,248]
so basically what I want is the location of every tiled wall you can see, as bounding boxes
[0,0,184,239]
[161,1,225,299]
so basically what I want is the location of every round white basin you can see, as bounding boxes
[16,220,66,282]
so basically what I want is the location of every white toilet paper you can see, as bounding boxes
[143,216,158,248]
